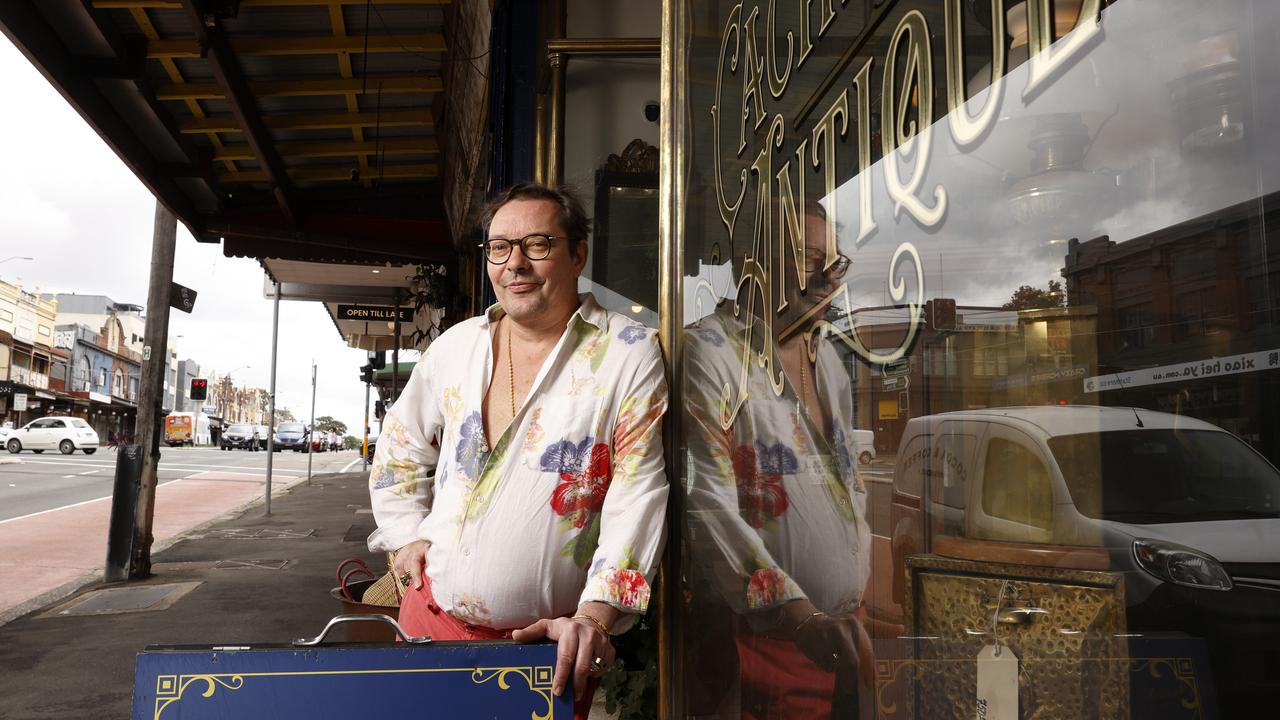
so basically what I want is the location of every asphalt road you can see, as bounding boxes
[0,445,365,522]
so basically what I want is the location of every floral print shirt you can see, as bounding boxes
[368,294,669,632]
[683,305,870,619]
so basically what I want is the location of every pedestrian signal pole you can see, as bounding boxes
[363,379,371,463]
[264,281,280,515]
[307,361,316,485]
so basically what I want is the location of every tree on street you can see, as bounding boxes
[1001,279,1067,311]
[313,415,347,435]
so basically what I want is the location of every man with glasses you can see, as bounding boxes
[683,200,878,718]
[367,182,668,718]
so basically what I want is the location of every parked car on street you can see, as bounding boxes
[850,428,875,464]
[221,423,262,451]
[309,435,327,453]
[274,422,308,452]
[5,416,99,455]
[885,406,1280,713]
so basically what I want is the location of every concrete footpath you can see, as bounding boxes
[0,471,387,720]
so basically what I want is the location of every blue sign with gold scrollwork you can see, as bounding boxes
[133,641,571,719]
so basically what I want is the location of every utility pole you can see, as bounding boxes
[392,289,401,403]
[264,281,280,514]
[107,199,175,581]
[363,379,371,463]
[307,361,316,485]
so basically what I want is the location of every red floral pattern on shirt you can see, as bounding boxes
[543,438,613,528]
[746,567,798,609]
[732,444,791,528]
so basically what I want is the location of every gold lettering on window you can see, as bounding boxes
[1025,0,1101,99]
[809,89,847,264]
[766,0,794,99]
[881,10,947,228]
[849,58,878,247]
[945,0,1006,147]
[740,6,768,155]
[712,5,747,237]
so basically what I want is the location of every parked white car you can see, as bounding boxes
[851,428,876,465]
[6,416,99,455]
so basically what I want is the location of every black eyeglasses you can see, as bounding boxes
[803,251,851,277]
[479,234,569,264]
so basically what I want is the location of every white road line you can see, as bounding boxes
[0,479,185,525]
[341,458,368,473]
[62,475,76,479]
[12,458,307,473]
[78,470,99,476]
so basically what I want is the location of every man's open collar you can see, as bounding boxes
[480,293,607,331]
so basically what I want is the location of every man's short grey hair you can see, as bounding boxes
[479,183,591,251]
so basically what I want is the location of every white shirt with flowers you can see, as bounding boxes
[683,305,871,619]
[368,294,669,632]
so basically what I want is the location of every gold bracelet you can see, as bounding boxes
[793,611,824,634]
[572,613,611,636]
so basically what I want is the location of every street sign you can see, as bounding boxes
[335,301,409,320]
[881,358,911,377]
[169,282,198,313]
[882,375,910,392]
[13,394,27,412]
[337,304,412,322]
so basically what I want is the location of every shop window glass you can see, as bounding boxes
[1175,287,1221,339]
[981,438,1053,530]
[1117,303,1156,351]
[671,0,1280,716]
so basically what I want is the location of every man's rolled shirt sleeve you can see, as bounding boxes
[367,352,443,553]
[578,337,670,633]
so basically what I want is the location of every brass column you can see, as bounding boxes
[657,1,683,717]
[538,38,660,186]
[534,0,565,185]
[548,51,566,185]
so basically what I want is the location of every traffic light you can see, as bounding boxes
[368,351,386,370]
[374,400,385,419]
[190,378,208,400]
[360,364,373,384]
[928,297,956,331]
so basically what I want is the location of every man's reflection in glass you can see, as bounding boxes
[684,201,875,718]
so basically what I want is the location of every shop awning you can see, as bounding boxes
[373,362,417,382]
[0,1,469,266]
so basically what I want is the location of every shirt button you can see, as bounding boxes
[463,548,471,557]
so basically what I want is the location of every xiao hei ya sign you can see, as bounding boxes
[707,0,1101,424]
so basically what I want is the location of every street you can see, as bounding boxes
[0,445,369,623]
[0,445,363,522]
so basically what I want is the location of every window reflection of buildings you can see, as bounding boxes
[837,304,1097,453]
[1065,198,1280,457]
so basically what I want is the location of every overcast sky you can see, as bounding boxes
[0,35,385,438]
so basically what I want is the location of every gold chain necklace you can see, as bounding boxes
[800,351,809,407]
[506,319,517,417]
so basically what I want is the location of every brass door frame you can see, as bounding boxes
[657,1,682,718]
[531,32,660,186]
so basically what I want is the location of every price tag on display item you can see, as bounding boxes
[976,644,1018,720]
